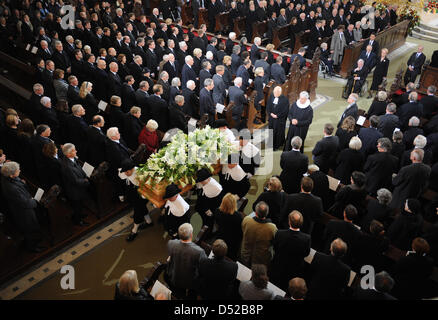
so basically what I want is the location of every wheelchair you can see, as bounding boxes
[342,79,369,99]
[319,60,331,78]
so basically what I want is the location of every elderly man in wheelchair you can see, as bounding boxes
[343,59,368,98]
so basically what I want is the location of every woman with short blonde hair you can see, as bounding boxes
[219,193,238,214]
[115,270,151,300]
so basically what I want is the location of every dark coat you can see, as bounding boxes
[123,114,143,150]
[364,151,398,195]
[214,210,244,261]
[367,100,387,117]
[182,88,200,119]
[61,157,90,201]
[148,94,170,132]
[198,257,238,300]
[396,101,423,131]
[267,94,289,150]
[337,103,358,127]
[324,219,362,264]
[85,126,107,167]
[181,64,197,89]
[199,88,215,124]
[377,113,400,139]
[312,136,339,173]
[358,127,383,157]
[279,150,309,194]
[420,94,438,119]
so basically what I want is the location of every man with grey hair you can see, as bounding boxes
[1,162,44,252]
[66,104,88,156]
[163,53,179,81]
[181,55,197,89]
[199,61,212,92]
[397,91,424,130]
[420,85,438,119]
[337,93,359,127]
[378,102,400,139]
[404,45,426,85]
[228,76,247,129]
[250,37,262,64]
[52,39,71,73]
[280,136,309,193]
[403,116,423,149]
[364,137,398,195]
[182,80,199,118]
[39,95,60,141]
[60,143,92,226]
[390,148,431,209]
[169,95,188,132]
[231,45,242,75]
[165,223,207,299]
[401,134,432,167]
[212,65,226,105]
[345,58,367,95]
[169,77,182,103]
[199,78,216,125]
[355,271,397,300]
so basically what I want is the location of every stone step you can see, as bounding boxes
[413,26,438,38]
[411,30,438,43]
[419,22,438,33]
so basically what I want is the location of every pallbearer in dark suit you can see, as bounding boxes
[119,160,152,242]
[195,168,224,228]
[369,48,389,97]
[267,86,289,150]
[285,91,314,152]
[404,46,426,86]
[60,143,93,226]
[163,184,191,238]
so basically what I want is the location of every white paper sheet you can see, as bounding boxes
[216,103,225,114]
[248,79,253,84]
[82,162,94,178]
[236,262,252,282]
[150,280,172,300]
[304,248,316,264]
[267,282,286,297]
[327,175,340,191]
[25,44,31,51]
[348,271,356,287]
[356,115,366,126]
[34,188,44,202]
[31,46,38,54]
[98,100,108,111]
[188,118,197,127]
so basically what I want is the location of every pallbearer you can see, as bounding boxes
[195,167,224,228]
[163,183,191,239]
[221,153,251,199]
[119,160,153,242]
[239,133,261,178]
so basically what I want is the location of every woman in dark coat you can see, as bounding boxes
[334,136,365,185]
[370,48,390,94]
[223,56,233,88]
[78,81,99,123]
[253,67,265,122]
[117,54,130,81]
[367,91,388,117]
[214,193,244,261]
[285,92,314,151]
[41,142,63,191]
[252,176,285,227]
[16,119,37,179]
[335,115,357,150]
[361,188,394,232]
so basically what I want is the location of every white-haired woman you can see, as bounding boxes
[138,119,159,159]
[369,48,390,97]
[285,91,314,151]
[114,270,152,300]
[334,136,365,185]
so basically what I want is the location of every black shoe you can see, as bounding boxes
[126,232,138,242]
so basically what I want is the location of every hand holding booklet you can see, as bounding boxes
[82,162,95,178]
[34,188,44,202]
[98,100,108,112]
[216,103,225,114]
[356,115,366,126]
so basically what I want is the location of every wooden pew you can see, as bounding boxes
[418,65,438,96]
[215,11,230,34]
[181,4,194,26]
[272,24,291,50]
[339,20,410,78]
[252,21,268,43]
[233,17,246,38]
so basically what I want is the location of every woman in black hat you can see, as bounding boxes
[163,183,190,238]
[195,167,224,228]
[119,160,153,242]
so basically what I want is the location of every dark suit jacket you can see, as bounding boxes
[107,71,123,96]
[199,87,215,120]
[397,101,424,130]
[121,83,137,112]
[163,61,180,82]
[52,50,71,71]
[147,94,169,132]
[61,157,90,201]
[420,94,438,119]
[406,52,426,76]
[271,229,311,289]
[85,126,107,167]
[123,114,143,150]
[361,39,380,55]
[364,151,398,195]
[181,64,197,89]
[378,113,400,139]
[279,150,309,194]
[198,257,238,300]
[337,103,358,127]
[312,136,339,173]
[66,114,88,153]
[105,138,132,176]
[358,127,383,156]
[182,88,200,118]
[270,63,287,84]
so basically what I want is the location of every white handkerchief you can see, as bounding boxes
[98,100,108,111]
[150,280,172,300]
[393,128,400,133]
[82,162,94,178]
[356,115,366,126]
[216,103,225,114]
[327,175,340,191]
[236,262,252,282]
[34,188,44,202]
[188,118,197,127]
[31,46,38,54]
[304,248,316,264]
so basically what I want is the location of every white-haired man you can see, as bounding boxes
[228,77,247,129]
[182,55,197,89]
[182,80,199,118]
[345,59,367,95]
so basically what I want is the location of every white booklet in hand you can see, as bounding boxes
[304,248,316,264]
[267,282,286,298]
[216,103,225,114]
[188,118,197,127]
[34,188,44,202]
[236,262,252,282]
[150,280,172,300]
[356,115,366,126]
[327,175,340,191]
[82,162,95,178]
[98,100,108,112]
[25,44,31,51]
[31,46,38,54]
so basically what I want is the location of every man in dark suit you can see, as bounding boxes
[231,45,242,76]
[308,238,351,300]
[337,93,359,127]
[135,81,150,122]
[345,59,368,95]
[199,78,216,126]
[181,55,198,89]
[390,149,431,209]
[358,115,383,157]
[312,123,339,174]
[66,75,81,106]
[148,84,170,132]
[420,85,438,120]
[121,76,137,112]
[404,46,426,85]
[38,40,53,61]
[271,56,287,84]
[93,59,109,101]
[39,96,60,141]
[1,162,44,252]
[199,61,213,92]
[107,62,123,97]
[359,45,377,73]
[271,211,311,291]
[361,33,380,55]
[236,60,251,92]
[228,77,248,130]
[378,103,400,139]
[198,239,238,300]
[280,177,323,234]
[60,143,92,226]
[355,271,397,300]
[169,95,188,133]
[66,105,89,157]
[128,56,146,89]
[145,40,159,79]
[280,136,309,194]
[182,80,200,119]
[364,137,399,196]
[290,47,307,70]
[250,38,262,64]
[163,53,180,83]
[397,92,424,131]
[85,115,107,167]
[267,86,289,150]
[51,40,71,72]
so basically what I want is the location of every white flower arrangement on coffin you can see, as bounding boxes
[137,126,238,199]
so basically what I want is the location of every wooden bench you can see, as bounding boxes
[272,24,291,50]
